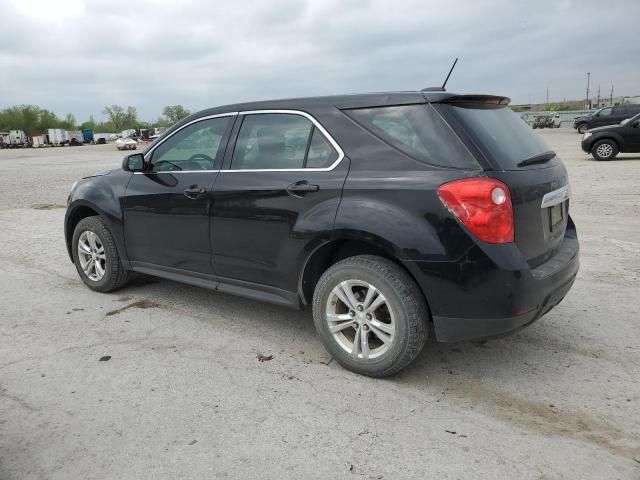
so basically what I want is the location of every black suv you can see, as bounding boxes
[65,91,579,376]
[573,104,640,134]
[581,112,640,160]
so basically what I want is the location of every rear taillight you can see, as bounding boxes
[437,177,514,243]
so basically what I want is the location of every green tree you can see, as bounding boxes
[123,106,138,129]
[547,103,573,112]
[102,105,127,131]
[162,105,191,124]
[80,114,96,131]
[60,113,76,130]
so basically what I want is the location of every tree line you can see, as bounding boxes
[0,104,191,134]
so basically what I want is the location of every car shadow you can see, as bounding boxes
[585,154,640,162]
[118,273,575,378]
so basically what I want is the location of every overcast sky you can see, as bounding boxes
[1,0,638,122]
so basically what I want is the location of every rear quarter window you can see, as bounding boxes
[344,104,480,169]
[442,104,554,170]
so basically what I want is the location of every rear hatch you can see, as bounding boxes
[434,96,570,267]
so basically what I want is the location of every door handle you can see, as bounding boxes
[183,186,206,199]
[286,181,319,197]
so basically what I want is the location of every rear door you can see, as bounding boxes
[123,114,235,273]
[611,105,629,123]
[438,100,571,266]
[210,111,347,293]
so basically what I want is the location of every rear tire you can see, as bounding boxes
[591,139,618,161]
[577,124,589,134]
[72,216,129,292]
[312,255,428,377]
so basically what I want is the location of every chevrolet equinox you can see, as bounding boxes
[65,90,580,377]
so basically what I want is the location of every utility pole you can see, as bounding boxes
[585,72,591,109]
[546,87,549,106]
[596,85,600,108]
[610,85,614,106]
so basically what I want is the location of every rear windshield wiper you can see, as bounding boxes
[517,151,556,167]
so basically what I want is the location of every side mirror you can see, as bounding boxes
[122,153,145,172]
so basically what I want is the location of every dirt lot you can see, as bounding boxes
[1,131,639,479]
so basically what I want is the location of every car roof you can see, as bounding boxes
[191,90,466,117]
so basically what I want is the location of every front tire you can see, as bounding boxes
[312,255,428,377]
[577,124,589,134]
[591,139,618,161]
[72,216,129,292]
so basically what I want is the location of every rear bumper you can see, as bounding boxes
[403,221,580,343]
[432,266,577,342]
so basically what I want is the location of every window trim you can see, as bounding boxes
[136,112,239,174]
[137,109,345,174]
[222,110,345,172]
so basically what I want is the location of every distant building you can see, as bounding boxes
[512,95,640,112]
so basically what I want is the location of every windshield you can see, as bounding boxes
[440,104,554,169]
[620,113,640,126]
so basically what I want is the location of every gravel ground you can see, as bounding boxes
[0,131,639,479]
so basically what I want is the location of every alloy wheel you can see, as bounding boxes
[596,143,613,159]
[77,230,106,281]
[325,280,396,360]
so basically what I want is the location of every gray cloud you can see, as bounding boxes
[1,0,638,121]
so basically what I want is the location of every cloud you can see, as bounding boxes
[1,0,638,121]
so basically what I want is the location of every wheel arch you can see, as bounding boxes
[591,135,624,152]
[298,236,430,314]
[65,201,127,265]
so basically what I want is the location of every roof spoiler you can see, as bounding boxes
[437,94,511,106]
[420,92,511,105]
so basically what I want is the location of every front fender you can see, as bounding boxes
[64,172,130,265]
[592,132,627,150]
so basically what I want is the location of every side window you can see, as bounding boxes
[150,116,232,172]
[598,107,613,117]
[231,113,339,170]
[345,104,479,169]
[232,114,311,170]
[306,127,339,168]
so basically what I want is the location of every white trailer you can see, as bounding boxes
[121,129,136,139]
[31,135,47,148]
[47,129,69,146]
[68,130,83,145]
[5,130,29,148]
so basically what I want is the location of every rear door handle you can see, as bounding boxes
[183,186,206,199]
[286,181,319,197]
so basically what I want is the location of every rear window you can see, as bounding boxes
[344,104,479,169]
[442,104,553,169]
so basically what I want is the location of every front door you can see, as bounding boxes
[211,111,348,293]
[123,114,235,274]
[593,106,614,127]
[626,116,640,151]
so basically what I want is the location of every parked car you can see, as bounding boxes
[581,112,640,160]
[573,104,640,134]
[532,113,561,129]
[65,90,579,377]
[115,138,138,151]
